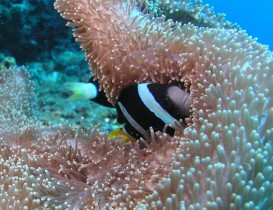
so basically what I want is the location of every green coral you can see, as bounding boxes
[140,0,240,29]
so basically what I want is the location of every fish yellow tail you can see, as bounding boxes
[108,128,136,143]
[64,82,98,101]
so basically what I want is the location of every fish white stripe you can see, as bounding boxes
[117,102,148,138]
[138,83,176,126]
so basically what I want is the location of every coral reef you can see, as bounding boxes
[0,0,272,209]
[25,61,116,128]
[139,0,240,29]
[0,66,38,134]
[0,0,72,64]
[0,55,17,70]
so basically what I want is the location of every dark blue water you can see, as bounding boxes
[203,0,273,51]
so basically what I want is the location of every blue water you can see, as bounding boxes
[203,0,273,51]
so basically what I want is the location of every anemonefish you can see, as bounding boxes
[65,77,192,148]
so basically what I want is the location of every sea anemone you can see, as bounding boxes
[0,0,272,209]
[53,0,273,208]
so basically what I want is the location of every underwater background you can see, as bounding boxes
[0,0,118,131]
[0,0,273,130]
[1,0,272,131]
[0,0,272,128]
[203,0,273,50]
[1,0,273,208]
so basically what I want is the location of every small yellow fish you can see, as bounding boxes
[108,128,136,143]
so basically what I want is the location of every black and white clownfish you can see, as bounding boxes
[65,77,192,148]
